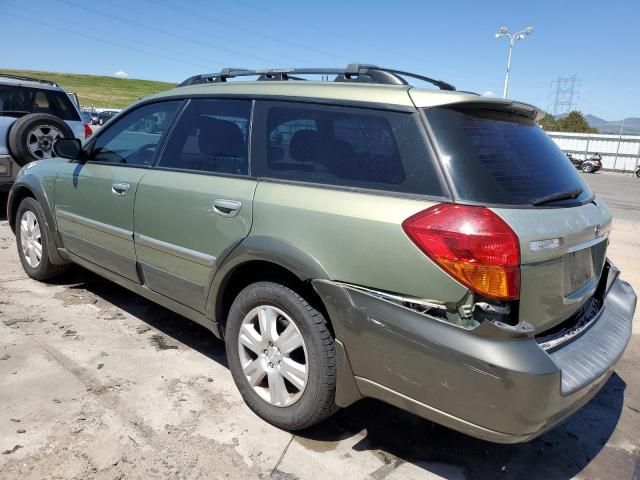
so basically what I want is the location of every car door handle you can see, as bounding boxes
[112,182,130,196]
[212,199,241,217]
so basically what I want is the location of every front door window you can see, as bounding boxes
[90,101,182,166]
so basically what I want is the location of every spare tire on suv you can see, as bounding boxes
[8,113,74,166]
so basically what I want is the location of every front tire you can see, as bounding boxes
[582,163,594,173]
[225,281,337,430]
[15,197,65,281]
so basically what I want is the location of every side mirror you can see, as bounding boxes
[53,138,84,161]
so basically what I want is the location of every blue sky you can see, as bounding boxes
[2,0,638,120]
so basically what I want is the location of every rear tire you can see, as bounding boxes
[225,281,337,430]
[8,113,74,166]
[582,163,594,173]
[15,197,65,281]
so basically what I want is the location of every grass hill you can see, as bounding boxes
[0,69,175,109]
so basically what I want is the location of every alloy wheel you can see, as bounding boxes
[237,305,308,407]
[20,210,42,268]
[26,125,62,160]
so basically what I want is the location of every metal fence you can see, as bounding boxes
[548,131,640,172]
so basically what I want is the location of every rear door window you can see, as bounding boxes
[0,85,81,121]
[158,99,252,175]
[252,101,446,197]
[423,107,592,206]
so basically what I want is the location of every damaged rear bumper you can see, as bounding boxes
[313,263,635,443]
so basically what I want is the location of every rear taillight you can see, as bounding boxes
[83,123,92,139]
[402,204,520,300]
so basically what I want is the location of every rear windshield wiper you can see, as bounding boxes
[532,187,583,206]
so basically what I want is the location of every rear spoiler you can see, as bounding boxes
[408,90,544,121]
[446,100,544,122]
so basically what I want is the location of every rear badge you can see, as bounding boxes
[529,238,562,252]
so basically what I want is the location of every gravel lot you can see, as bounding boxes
[0,172,639,480]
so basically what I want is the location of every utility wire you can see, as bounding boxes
[232,0,357,45]
[53,0,298,66]
[227,0,481,79]
[144,0,353,63]
[1,9,211,71]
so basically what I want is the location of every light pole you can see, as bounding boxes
[495,26,533,98]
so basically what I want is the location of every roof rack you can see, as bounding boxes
[178,64,455,91]
[0,73,59,87]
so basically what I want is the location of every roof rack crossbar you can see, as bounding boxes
[0,73,59,87]
[178,64,455,90]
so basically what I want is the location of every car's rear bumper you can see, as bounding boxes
[0,155,17,191]
[314,262,635,443]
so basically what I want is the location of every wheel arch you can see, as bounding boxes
[207,235,363,408]
[8,184,37,234]
[206,235,333,337]
[8,177,67,265]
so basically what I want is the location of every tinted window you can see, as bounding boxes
[424,107,592,206]
[0,85,80,121]
[159,99,251,175]
[254,102,445,196]
[90,101,181,166]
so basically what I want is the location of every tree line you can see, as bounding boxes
[538,110,597,133]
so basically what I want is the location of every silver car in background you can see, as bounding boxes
[0,74,86,192]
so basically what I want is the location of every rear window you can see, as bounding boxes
[424,107,592,206]
[0,85,80,121]
[253,102,446,197]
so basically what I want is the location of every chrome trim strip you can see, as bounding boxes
[566,233,608,254]
[563,275,599,305]
[134,233,216,267]
[55,209,132,240]
[323,280,447,311]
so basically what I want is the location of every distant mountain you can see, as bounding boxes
[584,114,640,135]
[584,114,609,129]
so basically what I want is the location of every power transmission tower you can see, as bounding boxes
[548,75,579,116]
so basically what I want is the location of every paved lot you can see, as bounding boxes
[582,171,640,223]
[1,173,639,480]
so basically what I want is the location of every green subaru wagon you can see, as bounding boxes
[7,65,636,443]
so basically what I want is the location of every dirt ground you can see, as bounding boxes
[0,191,639,480]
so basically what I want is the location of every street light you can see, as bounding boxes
[495,26,533,98]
